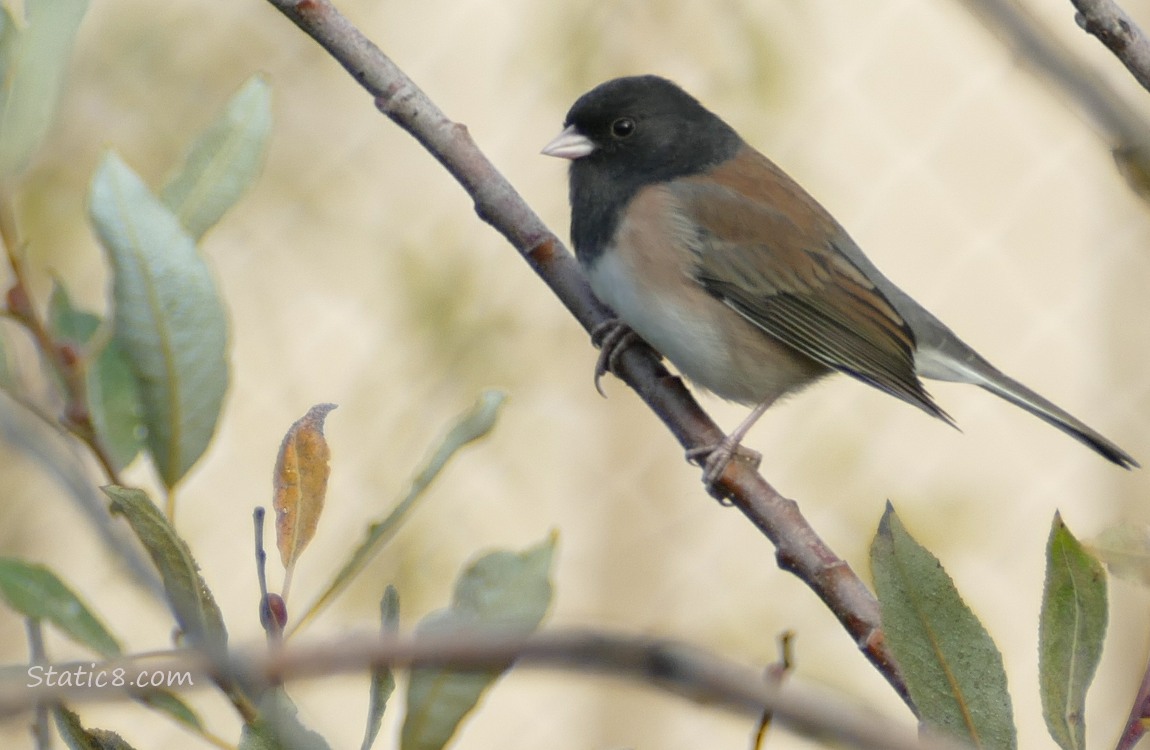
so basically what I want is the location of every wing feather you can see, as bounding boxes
[673,152,951,422]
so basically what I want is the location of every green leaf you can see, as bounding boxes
[131,689,203,732]
[239,687,332,750]
[103,486,227,655]
[48,282,145,472]
[361,585,399,750]
[0,0,89,177]
[1088,523,1150,587]
[89,152,229,488]
[0,327,12,390]
[401,534,555,750]
[162,75,272,239]
[292,390,506,634]
[871,504,1016,749]
[54,705,137,750]
[0,8,15,73]
[0,558,121,658]
[1040,513,1107,750]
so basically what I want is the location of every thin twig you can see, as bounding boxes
[0,629,972,750]
[1071,0,1150,94]
[956,0,1150,201]
[254,507,287,645]
[1114,644,1150,750]
[262,0,910,706]
[25,619,50,750]
[754,630,796,750]
[0,190,123,485]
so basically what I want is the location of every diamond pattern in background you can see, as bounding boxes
[0,1,1147,749]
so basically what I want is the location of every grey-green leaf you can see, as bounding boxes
[0,0,88,178]
[401,534,555,750]
[0,558,121,658]
[103,485,227,656]
[54,705,137,750]
[292,390,506,634]
[0,328,12,391]
[361,585,399,750]
[48,281,145,472]
[162,75,272,239]
[89,152,229,488]
[871,504,1016,749]
[131,689,203,732]
[1040,513,1107,750]
[239,687,332,750]
[1088,523,1150,587]
[0,8,15,78]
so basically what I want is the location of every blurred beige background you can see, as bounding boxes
[1,0,1148,747]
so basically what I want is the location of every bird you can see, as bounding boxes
[541,74,1137,483]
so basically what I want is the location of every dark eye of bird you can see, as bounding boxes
[610,117,635,139]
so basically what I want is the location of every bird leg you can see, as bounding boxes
[686,399,774,488]
[591,318,771,492]
[590,318,640,397]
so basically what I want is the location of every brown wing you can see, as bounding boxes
[674,147,950,422]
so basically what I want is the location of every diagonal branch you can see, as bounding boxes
[262,0,910,707]
[1070,0,1150,95]
[956,0,1150,201]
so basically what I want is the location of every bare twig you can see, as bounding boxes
[262,0,910,706]
[1114,645,1150,750]
[754,630,796,750]
[0,190,123,485]
[254,507,288,645]
[956,0,1150,201]
[0,629,972,750]
[24,619,50,750]
[1071,0,1150,94]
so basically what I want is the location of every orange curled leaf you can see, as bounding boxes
[273,403,337,574]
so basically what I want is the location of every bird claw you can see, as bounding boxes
[686,439,763,495]
[590,319,638,397]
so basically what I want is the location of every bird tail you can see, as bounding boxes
[916,347,1138,469]
[975,370,1137,468]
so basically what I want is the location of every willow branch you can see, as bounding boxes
[0,191,123,486]
[956,0,1150,201]
[0,629,973,750]
[1071,0,1150,94]
[261,0,909,706]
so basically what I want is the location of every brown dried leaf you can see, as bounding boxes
[273,403,337,573]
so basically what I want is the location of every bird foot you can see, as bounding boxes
[590,318,639,396]
[686,438,762,490]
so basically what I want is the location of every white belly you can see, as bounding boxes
[586,247,826,406]
[582,184,829,406]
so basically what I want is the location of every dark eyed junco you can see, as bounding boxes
[542,75,1137,480]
